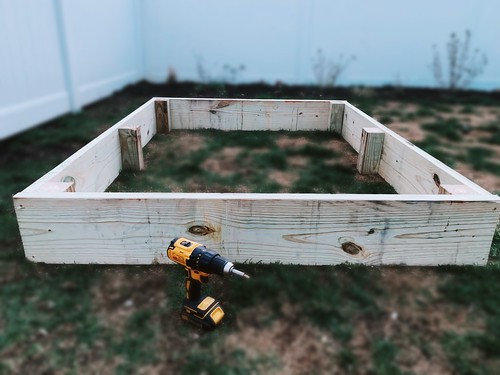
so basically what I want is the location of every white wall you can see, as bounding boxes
[0,0,70,139]
[142,0,500,89]
[58,0,142,109]
[0,0,142,139]
[1,0,499,139]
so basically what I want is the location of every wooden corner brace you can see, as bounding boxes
[357,127,385,175]
[119,126,144,171]
[329,103,344,133]
[155,100,169,134]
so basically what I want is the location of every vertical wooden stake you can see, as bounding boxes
[357,128,385,175]
[119,127,144,171]
[329,103,344,133]
[155,100,169,133]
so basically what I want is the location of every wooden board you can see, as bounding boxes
[329,102,344,133]
[342,102,492,195]
[439,184,478,195]
[14,98,498,267]
[169,98,336,131]
[357,128,385,174]
[119,127,145,171]
[14,192,499,266]
[23,99,156,193]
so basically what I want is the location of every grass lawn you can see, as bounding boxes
[0,82,499,374]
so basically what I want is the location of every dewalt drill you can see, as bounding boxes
[167,237,249,329]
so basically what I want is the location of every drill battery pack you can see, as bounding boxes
[181,295,225,329]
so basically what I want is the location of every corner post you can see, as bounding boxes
[119,126,144,171]
[357,127,385,174]
[329,103,344,133]
[155,100,169,133]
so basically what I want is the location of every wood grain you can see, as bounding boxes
[14,192,499,265]
[342,102,492,195]
[329,102,344,133]
[357,128,385,174]
[169,99,335,131]
[155,100,169,133]
[439,184,477,195]
[119,127,144,171]
[31,182,75,193]
[23,99,156,193]
[14,98,498,267]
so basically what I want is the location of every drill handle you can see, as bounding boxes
[185,277,202,301]
[185,269,209,301]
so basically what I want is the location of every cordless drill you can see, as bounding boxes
[167,237,250,329]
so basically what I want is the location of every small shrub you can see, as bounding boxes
[312,49,355,87]
[431,30,488,90]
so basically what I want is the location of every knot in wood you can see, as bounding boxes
[188,225,215,236]
[341,242,362,256]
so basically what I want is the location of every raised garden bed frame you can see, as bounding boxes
[14,98,500,266]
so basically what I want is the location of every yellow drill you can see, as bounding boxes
[167,237,249,329]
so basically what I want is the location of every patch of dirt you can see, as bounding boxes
[269,170,297,189]
[323,138,358,168]
[201,147,243,177]
[387,121,426,142]
[221,267,484,375]
[288,155,308,168]
[370,268,485,374]
[171,132,206,155]
[91,267,168,335]
[223,304,340,375]
[276,136,311,149]
[449,106,498,127]
[454,162,500,192]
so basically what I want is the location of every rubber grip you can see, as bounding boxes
[185,277,202,301]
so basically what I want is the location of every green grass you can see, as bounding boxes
[181,349,280,375]
[415,106,436,117]
[371,339,406,375]
[108,130,397,195]
[421,118,465,141]
[439,265,500,374]
[414,135,456,167]
[460,105,476,115]
[478,122,500,145]
[224,264,383,342]
[461,147,500,174]
[1,84,499,373]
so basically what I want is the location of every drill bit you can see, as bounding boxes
[231,268,250,279]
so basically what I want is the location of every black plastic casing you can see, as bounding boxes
[186,245,228,275]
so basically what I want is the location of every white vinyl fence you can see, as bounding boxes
[1,0,498,140]
[0,0,142,139]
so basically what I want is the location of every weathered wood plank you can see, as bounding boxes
[329,102,344,133]
[14,192,499,265]
[357,128,385,174]
[23,99,156,193]
[32,182,75,193]
[155,100,169,133]
[119,127,144,171]
[342,102,492,195]
[439,184,477,195]
[169,99,333,131]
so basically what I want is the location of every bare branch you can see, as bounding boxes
[312,49,355,87]
[431,30,487,90]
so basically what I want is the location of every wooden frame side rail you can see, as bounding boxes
[14,98,500,266]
